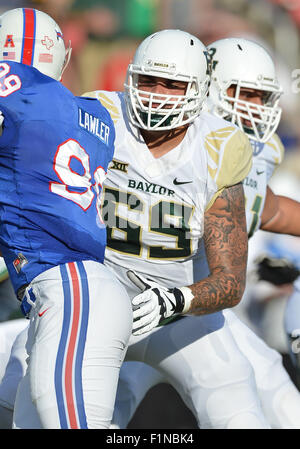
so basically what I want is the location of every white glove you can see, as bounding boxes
[127,270,194,336]
[0,111,3,128]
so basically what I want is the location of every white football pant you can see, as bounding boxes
[12,260,132,429]
[111,310,300,429]
[0,319,28,428]
[124,313,270,429]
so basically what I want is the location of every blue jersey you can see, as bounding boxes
[0,61,115,293]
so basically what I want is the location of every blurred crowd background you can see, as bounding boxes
[1,0,300,429]
[1,0,299,146]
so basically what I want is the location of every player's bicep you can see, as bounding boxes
[204,183,248,275]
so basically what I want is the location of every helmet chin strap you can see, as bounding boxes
[242,124,255,135]
[224,111,264,140]
[241,121,266,139]
[140,112,179,128]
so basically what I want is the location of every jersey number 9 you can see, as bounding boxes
[50,139,106,220]
[0,63,21,97]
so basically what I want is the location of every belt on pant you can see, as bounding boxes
[17,283,29,301]
[17,283,36,317]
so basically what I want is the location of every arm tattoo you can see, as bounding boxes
[188,183,248,315]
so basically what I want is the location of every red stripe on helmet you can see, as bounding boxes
[22,8,35,65]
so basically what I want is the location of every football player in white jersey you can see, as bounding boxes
[0,30,272,429]
[251,167,300,390]
[93,32,275,429]
[106,37,300,429]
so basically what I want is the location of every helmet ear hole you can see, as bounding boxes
[207,38,283,143]
[0,8,71,81]
[123,29,209,131]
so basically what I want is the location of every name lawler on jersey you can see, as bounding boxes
[78,107,110,145]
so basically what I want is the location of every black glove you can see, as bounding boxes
[256,256,300,285]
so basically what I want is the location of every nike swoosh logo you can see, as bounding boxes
[38,307,49,317]
[173,178,193,185]
[162,292,176,312]
[169,299,176,312]
[256,170,264,175]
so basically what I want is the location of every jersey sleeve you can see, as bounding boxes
[216,128,253,188]
[205,127,252,210]
[0,63,22,148]
[265,133,285,181]
[271,133,285,165]
[0,62,36,148]
[82,91,121,124]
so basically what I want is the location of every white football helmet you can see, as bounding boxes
[0,8,71,80]
[207,38,283,143]
[124,29,209,131]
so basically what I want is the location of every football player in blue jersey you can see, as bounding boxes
[0,8,132,428]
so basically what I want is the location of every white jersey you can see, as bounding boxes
[244,135,284,237]
[84,90,252,290]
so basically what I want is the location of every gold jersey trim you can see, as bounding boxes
[205,129,252,211]
[82,91,120,123]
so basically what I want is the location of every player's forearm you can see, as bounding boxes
[261,195,300,235]
[187,183,248,315]
[187,270,246,315]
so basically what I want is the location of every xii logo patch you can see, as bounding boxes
[109,159,129,173]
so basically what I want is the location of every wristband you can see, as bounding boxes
[179,286,194,314]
